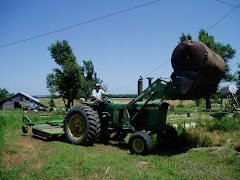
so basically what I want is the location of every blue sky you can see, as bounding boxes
[1,0,240,95]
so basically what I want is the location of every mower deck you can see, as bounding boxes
[22,116,65,139]
[32,123,64,139]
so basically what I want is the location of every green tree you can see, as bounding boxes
[83,60,95,81]
[198,30,236,81]
[0,88,13,102]
[46,40,84,110]
[179,29,236,109]
[179,33,192,43]
[48,95,56,107]
[78,60,107,100]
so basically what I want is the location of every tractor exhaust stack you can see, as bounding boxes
[138,76,143,95]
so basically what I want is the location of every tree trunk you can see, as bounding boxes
[67,99,71,111]
[63,99,70,111]
[206,98,211,110]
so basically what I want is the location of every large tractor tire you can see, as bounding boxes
[64,104,101,146]
[128,131,153,155]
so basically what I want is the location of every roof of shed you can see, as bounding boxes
[0,92,47,107]
[19,92,40,102]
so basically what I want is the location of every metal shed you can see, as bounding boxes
[1,92,46,110]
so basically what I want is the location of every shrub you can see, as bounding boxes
[174,117,240,148]
[52,108,66,116]
[176,103,184,108]
[195,98,203,107]
[206,118,240,132]
[177,125,213,147]
[48,95,56,107]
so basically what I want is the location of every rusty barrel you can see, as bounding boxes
[171,40,225,99]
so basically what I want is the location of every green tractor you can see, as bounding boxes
[64,78,181,155]
[62,40,226,155]
[23,40,226,155]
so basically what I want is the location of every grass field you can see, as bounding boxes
[38,98,196,107]
[0,104,240,179]
[38,98,135,107]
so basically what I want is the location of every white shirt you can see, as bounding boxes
[92,89,105,100]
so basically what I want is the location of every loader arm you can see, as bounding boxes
[125,78,184,124]
[127,78,184,109]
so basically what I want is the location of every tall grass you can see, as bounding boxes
[205,118,240,132]
[175,117,240,148]
[0,116,6,152]
[0,112,23,168]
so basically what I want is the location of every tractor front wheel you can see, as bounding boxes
[64,104,100,146]
[128,131,153,155]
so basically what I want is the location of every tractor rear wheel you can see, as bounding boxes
[128,131,153,155]
[64,104,100,146]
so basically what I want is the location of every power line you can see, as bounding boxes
[111,1,240,92]
[216,0,240,8]
[109,59,170,92]
[207,2,240,32]
[0,0,162,48]
[142,59,170,78]
[111,0,240,92]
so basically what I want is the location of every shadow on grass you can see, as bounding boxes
[28,134,194,156]
[98,140,192,156]
[25,131,197,156]
[20,134,28,137]
[110,141,129,150]
[102,129,206,156]
[30,134,66,143]
[151,143,191,156]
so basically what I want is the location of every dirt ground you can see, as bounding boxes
[165,100,194,106]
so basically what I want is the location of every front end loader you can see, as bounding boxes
[23,40,225,155]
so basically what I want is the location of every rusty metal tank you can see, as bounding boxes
[171,40,225,99]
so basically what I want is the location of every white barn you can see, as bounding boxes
[1,92,46,110]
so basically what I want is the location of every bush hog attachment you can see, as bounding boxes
[22,40,225,155]
[22,115,64,139]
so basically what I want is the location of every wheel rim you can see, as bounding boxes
[68,114,85,139]
[132,138,145,154]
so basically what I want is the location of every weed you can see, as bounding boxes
[206,118,240,132]
[52,108,66,116]
[176,103,185,108]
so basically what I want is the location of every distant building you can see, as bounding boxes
[1,92,47,110]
